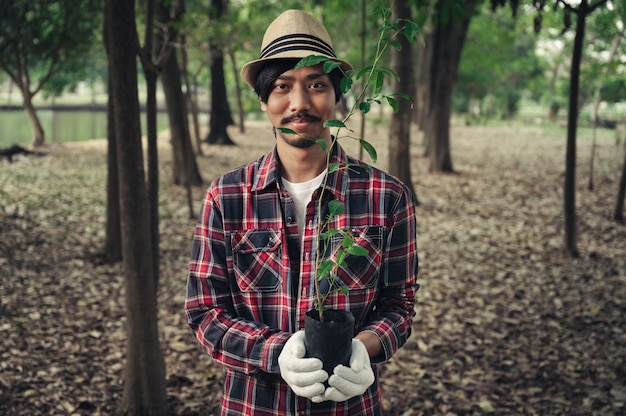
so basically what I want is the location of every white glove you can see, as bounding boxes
[278,330,329,401]
[324,339,375,402]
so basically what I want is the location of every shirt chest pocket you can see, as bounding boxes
[231,229,283,292]
[331,226,385,290]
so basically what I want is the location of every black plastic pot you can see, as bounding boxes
[304,309,355,375]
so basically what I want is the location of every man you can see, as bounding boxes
[185,9,419,416]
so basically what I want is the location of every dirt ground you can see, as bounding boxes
[1,120,625,415]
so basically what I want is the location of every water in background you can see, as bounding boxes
[0,109,169,147]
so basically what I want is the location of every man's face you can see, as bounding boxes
[261,64,337,148]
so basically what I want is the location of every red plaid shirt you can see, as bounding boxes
[185,143,419,415]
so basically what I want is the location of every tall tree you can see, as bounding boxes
[155,0,204,188]
[206,0,235,145]
[138,0,165,287]
[0,0,101,147]
[486,0,619,253]
[179,31,205,156]
[155,0,202,223]
[559,0,609,257]
[103,13,122,264]
[389,0,417,196]
[423,0,481,172]
[414,30,430,132]
[105,0,167,413]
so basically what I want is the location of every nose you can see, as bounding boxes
[289,84,311,113]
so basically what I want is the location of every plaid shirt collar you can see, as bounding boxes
[251,140,348,204]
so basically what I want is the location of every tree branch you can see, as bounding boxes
[588,0,609,14]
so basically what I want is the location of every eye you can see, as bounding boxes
[309,81,326,89]
[272,82,290,92]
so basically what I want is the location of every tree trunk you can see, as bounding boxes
[103,6,122,264]
[22,91,46,147]
[103,73,122,263]
[388,0,417,198]
[105,1,167,414]
[228,50,245,133]
[145,61,161,288]
[415,31,428,131]
[205,0,234,145]
[156,0,204,187]
[424,0,476,173]
[180,33,204,156]
[206,46,235,145]
[161,42,203,187]
[141,0,162,285]
[564,3,587,258]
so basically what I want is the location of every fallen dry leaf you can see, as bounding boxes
[1,121,625,415]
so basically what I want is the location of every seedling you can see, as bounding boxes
[277,4,418,321]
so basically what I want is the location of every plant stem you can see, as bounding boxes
[311,4,405,321]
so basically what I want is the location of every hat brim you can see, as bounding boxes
[241,54,353,90]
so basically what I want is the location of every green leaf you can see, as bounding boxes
[355,65,373,80]
[338,287,349,296]
[392,92,414,104]
[388,39,402,51]
[359,101,371,114]
[324,119,347,129]
[316,260,334,280]
[277,127,297,135]
[372,69,384,97]
[321,229,340,242]
[401,20,420,43]
[328,199,345,216]
[328,162,341,173]
[335,250,347,266]
[386,96,399,112]
[379,24,395,33]
[342,234,354,249]
[378,66,400,82]
[323,60,341,73]
[316,138,328,151]
[347,245,369,256]
[340,77,353,94]
[374,5,392,20]
[359,139,378,163]
[295,55,328,69]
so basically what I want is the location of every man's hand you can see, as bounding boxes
[278,330,328,401]
[324,338,375,402]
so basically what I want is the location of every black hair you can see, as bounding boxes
[254,58,344,104]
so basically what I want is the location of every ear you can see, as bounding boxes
[260,97,267,112]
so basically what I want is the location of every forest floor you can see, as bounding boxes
[1,120,625,415]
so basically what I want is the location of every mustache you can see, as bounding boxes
[280,112,322,125]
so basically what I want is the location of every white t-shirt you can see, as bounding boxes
[281,170,326,241]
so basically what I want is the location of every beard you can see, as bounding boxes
[278,112,322,149]
[281,135,317,148]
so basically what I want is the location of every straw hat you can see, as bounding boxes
[241,9,353,89]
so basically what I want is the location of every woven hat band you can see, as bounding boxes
[260,34,337,60]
